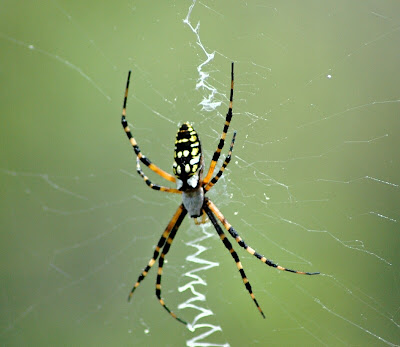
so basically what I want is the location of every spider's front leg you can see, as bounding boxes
[203,203,265,318]
[155,208,189,325]
[127,205,187,301]
[206,199,320,276]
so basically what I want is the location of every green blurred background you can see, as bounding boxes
[1,1,399,346]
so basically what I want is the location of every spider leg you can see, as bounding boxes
[155,208,188,325]
[204,131,236,192]
[203,204,265,319]
[121,70,176,184]
[203,62,235,185]
[135,158,181,194]
[206,199,320,276]
[128,205,186,301]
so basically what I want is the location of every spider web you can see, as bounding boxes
[1,0,400,346]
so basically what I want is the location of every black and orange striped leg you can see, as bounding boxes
[203,204,265,319]
[155,208,188,325]
[203,62,235,184]
[128,205,187,302]
[206,199,320,276]
[204,131,236,192]
[121,70,176,184]
[135,158,181,194]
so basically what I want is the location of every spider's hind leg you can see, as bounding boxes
[120,70,177,184]
[204,131,237,192]
[203,62,235,185]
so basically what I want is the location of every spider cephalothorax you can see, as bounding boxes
[121,62,319,326]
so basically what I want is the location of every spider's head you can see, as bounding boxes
[173,123,204,191]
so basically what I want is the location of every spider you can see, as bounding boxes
[121,63,319,326]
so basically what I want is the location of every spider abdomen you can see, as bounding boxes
[173,123,203,190]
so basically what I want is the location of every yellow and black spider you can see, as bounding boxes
[121,63,319,326]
